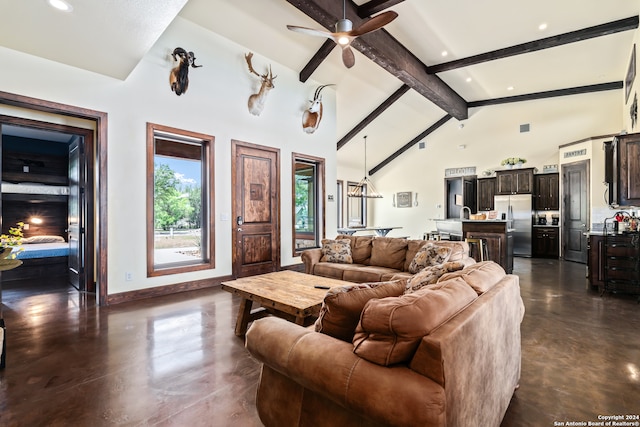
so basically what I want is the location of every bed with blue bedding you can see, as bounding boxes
[2,237,69,282]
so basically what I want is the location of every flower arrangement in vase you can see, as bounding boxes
[500,157,527,169]
[0,222,24,271]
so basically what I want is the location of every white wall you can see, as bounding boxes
[0,16,337,295]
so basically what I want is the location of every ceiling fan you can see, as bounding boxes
[286,0,398,68]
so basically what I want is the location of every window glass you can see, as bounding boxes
[293,154,325,255]
[147,124,214,276]
[347,181,366,227]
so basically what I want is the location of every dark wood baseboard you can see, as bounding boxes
[107,274,233,305]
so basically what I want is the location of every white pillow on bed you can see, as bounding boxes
[22,235,66,244]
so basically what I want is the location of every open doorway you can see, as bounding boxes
[0,119,94,293]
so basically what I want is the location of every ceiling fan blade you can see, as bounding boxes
[351,11,398,36]
[342,45,355,68]
[287,25,334,39]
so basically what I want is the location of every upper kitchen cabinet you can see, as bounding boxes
[477,177,496,211]
[534,173,559,210]
[495,168,535,195]
[613,133,640,206]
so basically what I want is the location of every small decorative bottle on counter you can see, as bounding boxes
[630,212,638,232]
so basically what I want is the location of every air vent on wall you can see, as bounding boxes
[520,124,530,133]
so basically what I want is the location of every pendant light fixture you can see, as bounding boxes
[347,135,383,198]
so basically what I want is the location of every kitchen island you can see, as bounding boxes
[462,220,514,274]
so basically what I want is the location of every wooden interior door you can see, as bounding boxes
[232,141,280,278]
[68,136,85,290]
[562,160,590,263]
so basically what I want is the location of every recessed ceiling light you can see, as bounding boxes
[507,86,514,91]
[47,0,73,12]
[466,77,472,83]
[441,50,448,57]
[538,23,548,31]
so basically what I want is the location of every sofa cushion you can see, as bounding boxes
[352,278,477,366]
[320,239,353,264]
[337,234,373,264]
[314,280,406,342]
[437,261,506,295]
[313,262,365,280]
[342,265,401,283]
[408,243,452,274]
[369,237,408,270]
[405,261,466,294]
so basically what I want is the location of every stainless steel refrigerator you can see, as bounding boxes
[494,194,532,257]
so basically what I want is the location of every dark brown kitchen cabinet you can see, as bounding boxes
[615,133,640,206]
[495,168,534,195]
[532,227,559,258]
[477,177,496,211]
[587,233,640,295]
[463,221,513,274]
[534,173,559,210]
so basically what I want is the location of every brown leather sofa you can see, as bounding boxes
[301,235,476,283]
[246,261,525,427]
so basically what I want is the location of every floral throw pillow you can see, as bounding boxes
[405,261,465,294]
[408,243,452,274]
[320,239,353,264]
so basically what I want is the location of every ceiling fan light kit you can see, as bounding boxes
[286,1,397,68]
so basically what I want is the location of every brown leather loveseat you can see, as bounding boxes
[301,235,476,283]
[246,261,525,427]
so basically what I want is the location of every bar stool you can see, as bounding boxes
[465,238,488,262]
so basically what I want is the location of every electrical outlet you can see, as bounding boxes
[125,272,133,281]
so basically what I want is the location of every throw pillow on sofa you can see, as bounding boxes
[315,279,406,342]
[352,278,478,366]
[408,243,452,274]
[320,239,353,264]
[405,261,465,294]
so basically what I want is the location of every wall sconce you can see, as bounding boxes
[30,217,43,225]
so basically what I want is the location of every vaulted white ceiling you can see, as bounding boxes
[0,0,636,170]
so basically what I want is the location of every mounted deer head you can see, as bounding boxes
[245,52,277,116]
[302,84,333,134]
[169,47,202,96]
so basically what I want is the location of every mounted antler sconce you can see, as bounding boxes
[169,47,202,96]
[245,52,277,116]
[302,84,333,134]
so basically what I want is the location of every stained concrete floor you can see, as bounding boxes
[0,257,638,426]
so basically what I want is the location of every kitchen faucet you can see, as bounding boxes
[460,206,471,220]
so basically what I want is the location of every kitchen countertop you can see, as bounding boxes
[533,224,560,228]
[585,230,639,236]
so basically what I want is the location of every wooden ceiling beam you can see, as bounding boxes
[285,0,468,120]
[357,0,405,17]
[468,81,622,108]
[337,84,410,150]
[369,115,452,175]
[299,39,336,82]
[428,16,639,74]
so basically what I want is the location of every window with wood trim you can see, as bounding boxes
[292,153,325,256]
[147,123,215,276]
[347,181,366,227]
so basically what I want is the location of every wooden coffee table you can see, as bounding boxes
[221,270,351,336]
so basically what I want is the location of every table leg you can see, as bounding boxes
[235,298,253,337]
[294,315,306,326]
